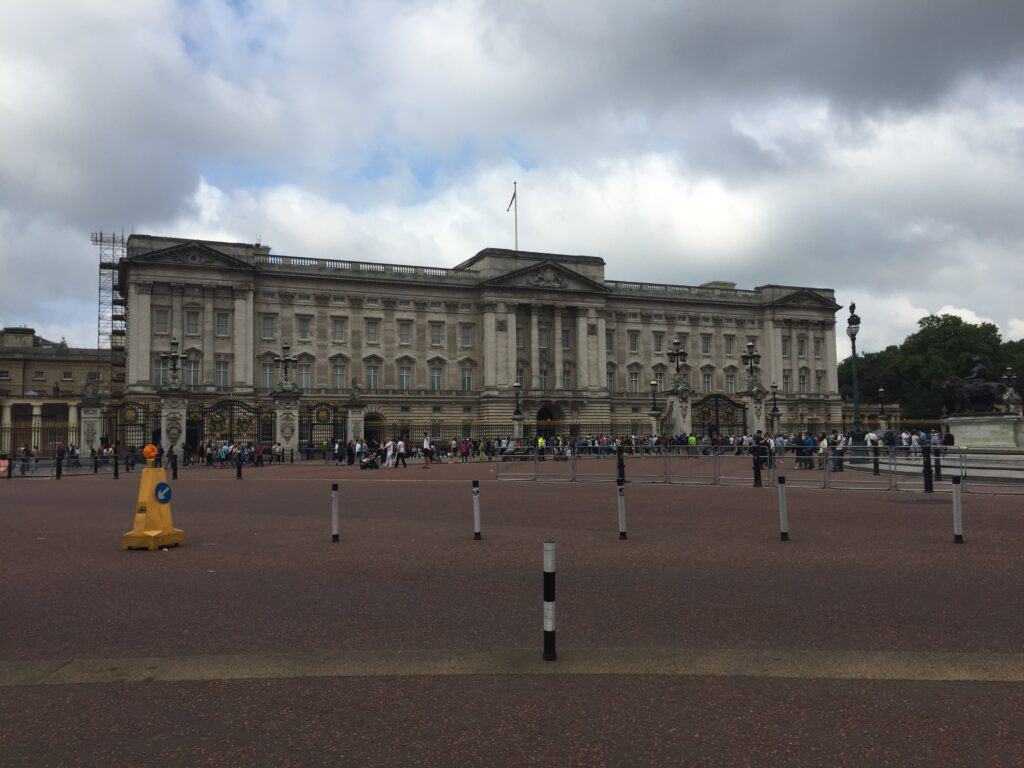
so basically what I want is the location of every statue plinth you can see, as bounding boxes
[943,413,1024,449]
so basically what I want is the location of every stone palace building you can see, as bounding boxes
[90,233,844,454]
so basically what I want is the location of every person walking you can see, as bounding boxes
[422,432,432,469]
[396,437,407,468]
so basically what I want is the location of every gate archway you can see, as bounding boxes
[691,394,747,438]
[102,400,161,450]
[199,400,269,448]
[300,402,348,451]
[363,412,386,446]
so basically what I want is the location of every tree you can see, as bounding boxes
[838,314,1006,419]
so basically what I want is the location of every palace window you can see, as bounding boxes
[724,335,735,356]
[261,362,275,388]
[629,370,639,393]
[516,368,524,388]
[701,335,711,355]
[215,360,230,387]
[797,337,807,358]
[398,321,412,345]
[399,366,412,390]
[185,310,200,336]
[815,370,825,394]
[781,336,791,356]
[430,323,443,346]
[628,331,639,353]
[215,312,230,337]
[430,367,443,391]
[332,318,347,343]
[539,368,549,390]
[297,316,312,341]
[261,315,275,340]
[813,337,823,358]
[153,309,170,335]
[516,326,525,348]
[606,330,614,354]
[561,328,571,351]
[332,364,347,390]
[798,371,808,394]
[62,371,73,381]
[676,332,688,350]
[655,371,665,392]
[538,327,548,349]
[461,367,473,391]
[184,360,200,386]
[783,370,792,394]
[702,372,712,393]
[153,358,167,386]
[653,332,664,353]
[0,369,10,380]
[298,364,312,389]
[607,370,616,392]
[725,373,736,394]
[563,368,573,391]
[33,370,44,381]
[366,319,380,344]
[460,325,473,348]
[365,365,379,390]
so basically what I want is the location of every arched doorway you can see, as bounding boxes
[363,413,385,447]
[535,405,563,438]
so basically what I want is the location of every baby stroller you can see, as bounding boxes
[360,453,380,470]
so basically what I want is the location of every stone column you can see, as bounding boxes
[68,403,79,448]
[1,402,11,454]
[506,303,518,387]
[576,309,589,390]
[483,302,497,391]
[529,304,540,390]
[30,403,42,451]
[553,310,563,391]
[273,391,300,454]
[202,288,215,384]
[129,282,153,388]
[233,288,253,393]
[745,390,767,435]
[347,405,365,443]
[824,321,839,395]
[159,392,188,454]
[597,312,608,392]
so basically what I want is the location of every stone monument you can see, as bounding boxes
[941,358,1023,448]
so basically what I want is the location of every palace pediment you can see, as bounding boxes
[479,260,609,294]
[124,241,257,271]
[770,289,841,311]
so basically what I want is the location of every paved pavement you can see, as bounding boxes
[1,462,1022,766]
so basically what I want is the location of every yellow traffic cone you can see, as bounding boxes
[122,444,185,550]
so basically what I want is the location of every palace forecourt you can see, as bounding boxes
[97,234,842,454]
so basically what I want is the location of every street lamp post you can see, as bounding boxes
[667,338,688,373]
[846,303,863,444]
[1002,367,1021,415]
[513,381,523,417]
[512,381,524,439]
[877,386,887,427]
[649,379,659,436]
[740,341,762,386]
[160,337,188,389]
[274,342,297,388]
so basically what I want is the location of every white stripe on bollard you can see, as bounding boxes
[543,539,556,661]
[331,483,339,543]
[777,475,789,541]
[616,478,627,540]
[952,476,964,544]
[472,480,481,540]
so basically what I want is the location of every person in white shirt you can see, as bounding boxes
[384,438,394,468]
[422,433,432,469]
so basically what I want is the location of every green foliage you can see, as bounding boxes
[838,314,1013,419]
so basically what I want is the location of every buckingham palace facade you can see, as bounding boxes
[111,234,842,450]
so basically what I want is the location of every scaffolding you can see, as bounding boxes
[93,232,126,350]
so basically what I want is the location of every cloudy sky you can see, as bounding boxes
[2,1,1023,357]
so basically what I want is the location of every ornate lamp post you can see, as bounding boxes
[649,379,660,436]
[160,337,188,389]
[847,303,863,441]
[740,340,762,388]
[770,382,780,434]
[667,337,688,373]
[274,342,297,389]
[1002,367,1021,415]
[513,381,523,417]
[877,387,887,424]
[512,381,524,439]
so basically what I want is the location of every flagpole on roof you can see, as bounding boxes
[507,181,518,252]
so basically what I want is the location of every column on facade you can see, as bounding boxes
[132,282,152,387]
[505,303,518,387]
[172,284,184,343]
[245,288,255,385]
[824,322,839,395]
[1,402,11,454]
[763,317,779,390]
[597,311,608,392]
[529,304,540,390]
[31,403,41,451]
[203,287,215,384]
[553,310,563,391]
[576,308,590,390]
[68,403,79,448]
[232,288,248,386]
[483,302,497,390]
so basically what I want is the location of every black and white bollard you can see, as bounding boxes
[543,539,556,661]
[331,483,340,543]
[952,476,964,544]
[616,478,627,539]
[472,480,481,540]
[777,475,789,541]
